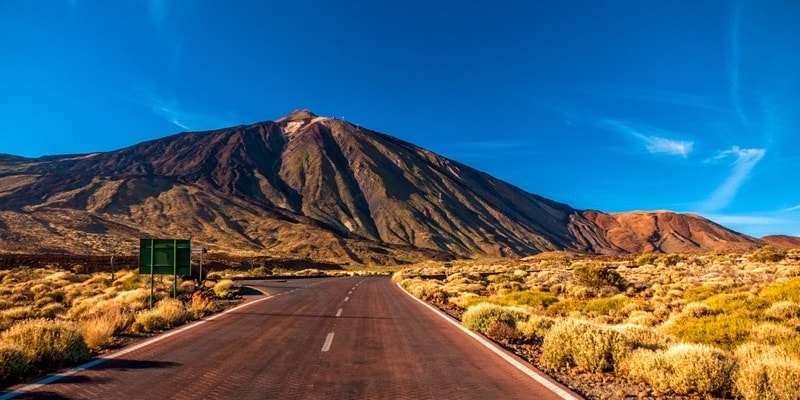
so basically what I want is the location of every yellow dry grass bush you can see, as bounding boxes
[766,301,800,321]
[131,298,187,333]
[0,318,90,372]
[622,343,736,397]
[613,324,675,351]
[187,291,219,320]
[541,319,629,373]
[750,322,799,346]
[734,343,800,400]
[447,292,480,309]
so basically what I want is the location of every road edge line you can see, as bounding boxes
[396,282,582,400]
[0,295,273,400]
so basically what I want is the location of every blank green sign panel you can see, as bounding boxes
[139,239,191,275]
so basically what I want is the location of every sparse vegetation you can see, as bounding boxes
[0,266,249,387]
[396,248,800,399]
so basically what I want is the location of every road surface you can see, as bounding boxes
[3,276,579,399]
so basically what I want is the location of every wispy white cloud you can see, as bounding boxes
[702,146,766,212]
[147,93,235,132]
[603,119,694,157]
[782,204,800,213]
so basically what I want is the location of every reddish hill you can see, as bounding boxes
[575,211,763,253]
[762,235,800,250]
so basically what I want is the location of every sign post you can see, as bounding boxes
[139,239,191,308]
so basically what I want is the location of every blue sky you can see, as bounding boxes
[1,1,799,237]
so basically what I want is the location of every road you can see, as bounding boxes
[3,276,579,399]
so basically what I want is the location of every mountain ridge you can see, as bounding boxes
[0,110,793,264]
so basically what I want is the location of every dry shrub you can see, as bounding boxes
[541,319,629,373]
[735,343,800,400]
[486,321,523,342]
[626,310,659,327]
[0,345,31,386]
[187,291,218,319]
[681,302,715,318]
[461,302,524,334]
[622,343,736,397]
[114,288,151,311]
[516,315,555,343]
[1,319,90,371]
[78,300,134,349]
[402,278,447,303]
[750,323,799,346]
[38,302,66,318]
[131,298,187,333]
[614,324,675,351]
[448,292,480,309]
[766,301,800,321]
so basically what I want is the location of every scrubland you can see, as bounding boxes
[394,246,800,399]
[0,268,224,387]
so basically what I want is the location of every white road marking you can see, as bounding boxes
[396,283,582,400]
[321,332,335,352]
[344,296,349,302]
[336,308,343,317]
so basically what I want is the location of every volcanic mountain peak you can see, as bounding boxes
[0,110,791,264]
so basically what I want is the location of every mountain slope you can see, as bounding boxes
[0,110,782,264]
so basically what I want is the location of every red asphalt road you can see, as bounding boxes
[3,276,579,399]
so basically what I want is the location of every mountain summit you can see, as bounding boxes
[0,110,779,264]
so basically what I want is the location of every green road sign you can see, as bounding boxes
[139,239,191,276]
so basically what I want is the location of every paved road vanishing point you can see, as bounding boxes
[3,276,580,399]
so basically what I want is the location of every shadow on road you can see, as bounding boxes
[90,359,181,371]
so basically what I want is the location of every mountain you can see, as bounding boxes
[0,110,790,264]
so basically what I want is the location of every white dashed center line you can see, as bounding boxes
[336,308,342,317]
[321,332,335,352]
[344,296,349,302]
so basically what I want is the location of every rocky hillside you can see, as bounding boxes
[0,110,787,264]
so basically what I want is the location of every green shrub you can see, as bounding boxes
[704,292,770,316]
[573,264,627,290]
[750,246,787,263]
[213,279,235,299]
[623,344,736,397]
[583,296,630,316]
[663,313,755,351]
[461,303,522,334]
[760,278,800,304]
[683,285,720,302]
[541,319,629,373]
[497,290,559,309]
[636,254,658,266]
[545,299,586,317]
[657,254,685,267]
[516,315,556,343]
[1,319,90,371]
